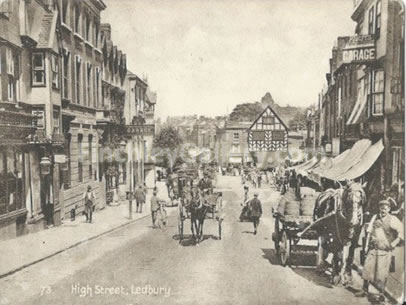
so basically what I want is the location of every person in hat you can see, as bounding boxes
[82,185,96,223]
[239,186,250,221]
[249,192,262,235]
[135,184,146,213]
[356,199,403,302]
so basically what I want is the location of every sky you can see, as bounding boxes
[102,0,356,119]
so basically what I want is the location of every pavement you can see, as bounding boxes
[0,180,170,279]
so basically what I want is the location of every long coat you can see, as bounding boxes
[250,198,262,217]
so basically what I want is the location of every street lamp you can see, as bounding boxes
[40,157,52,176]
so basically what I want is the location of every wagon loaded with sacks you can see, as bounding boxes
[272,187,323,267]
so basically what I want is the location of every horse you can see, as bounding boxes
[189,192,210,243]
[310,180,367,285]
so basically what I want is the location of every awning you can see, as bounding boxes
[291,157,319,175]
[317,139,371,181]
[309,139,383,182]
[308,149,351,183]
[335,139,384,180]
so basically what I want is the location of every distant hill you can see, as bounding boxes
[229,92,306,128]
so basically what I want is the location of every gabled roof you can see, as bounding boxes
[37,13,58,48]
[248,105,289,131]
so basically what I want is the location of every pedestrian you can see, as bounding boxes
[355,199,403,303]
[239,186,250,221]
[249,192,262,235]
[150,190,161,228]
[82,185,96,223]
[134,184,145,213]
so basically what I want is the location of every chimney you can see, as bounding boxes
[101,23,111,41]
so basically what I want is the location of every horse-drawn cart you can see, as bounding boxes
[272,191,321,267]
[178,191,223,243]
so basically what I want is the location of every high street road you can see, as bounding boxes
[0,175,370,305]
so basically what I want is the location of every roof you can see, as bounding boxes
[37,13,57,48]
[225,121,252,130]
[248,105,289,131]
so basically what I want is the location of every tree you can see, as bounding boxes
[153,125,184,170]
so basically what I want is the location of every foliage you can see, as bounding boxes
[153,125,183,150]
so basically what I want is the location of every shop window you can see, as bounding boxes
[231,144,240,153]
[51,54,59,89]
[233,133,239,141]
[78,134,83,182]
[88,135,93,179]
[32,109,44,129]
[32,53,45,86]
[86,63,92,107]
[0,148,24,216]
[392,147,404,185]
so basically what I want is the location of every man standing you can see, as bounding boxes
[134,185,145,213]
[150,190,161,228]
[356,199,403,302]
[82,185,96,223]
[249,192,262,235]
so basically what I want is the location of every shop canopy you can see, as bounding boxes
[308,149,351,184]
[308,139,384,183]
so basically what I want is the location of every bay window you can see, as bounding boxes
[51,54,59,89]
[32,52,45,86]
[368,70,384,116]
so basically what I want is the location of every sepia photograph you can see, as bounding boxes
[0,0,404,304]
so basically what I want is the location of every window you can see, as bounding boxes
[369,70,384,116]
[272,130,285,141]
[53,110,60,134]
[64,133,72,189]
[74,4,80,33]
[86,63,92,106]
[0,0,12,19]
[75,56,81,103]
[262,116,275,124]
[51,54,59,89]
[368,6,375,35]
[88,135,93,179]
[0,148,24,216]
[32,110,44,129]
[252,131,265,141]
[376,1,381,38]
[231,144,240,153]
[94,22,99,47]
[7,76,14,101]
[61,0,69,25]
[32,53,45,86]
[392,147,404,185]
[233,133,239,141]
[6,47,14,76]
[78,134,83,182]
[85,13,91,41]
[62,50,70,99]
[95,67,100,107]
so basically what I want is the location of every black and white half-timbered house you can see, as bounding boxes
[247,106,289,152]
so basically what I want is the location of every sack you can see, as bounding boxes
[390,255,395,273]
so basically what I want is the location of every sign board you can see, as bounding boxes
[54,154,66,163]
[125,124,155,136]
[342,35,376,64]
[332,137,340,156]
[325,142,332,154]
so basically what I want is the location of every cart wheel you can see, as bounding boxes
[280,231,291,267]
[316,236,325,269]
[274,218,280,253]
